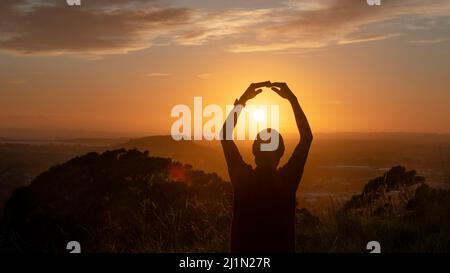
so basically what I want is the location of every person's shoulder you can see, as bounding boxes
[277,165,287,175]
[230,161,253,177]
[277,165,296,180]
[243,162,254,172]
[229,163,255,188]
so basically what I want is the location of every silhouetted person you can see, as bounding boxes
[221,81,313,252]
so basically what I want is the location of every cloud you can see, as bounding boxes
[146,73,170,77]
[228,41,326,53]
[409,38,450,44]
[197,73,213,79]
[6,114,55,120]
[323,100,344,105]
[225,0,450,52]
[10,79,26,85]
[0,0,192,56]
[338,33,399,45]
[174,9,272,45]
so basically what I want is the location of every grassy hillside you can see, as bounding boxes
[1,149,449,253]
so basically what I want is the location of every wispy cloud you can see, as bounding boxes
[174,9,271,45]
[409,38,450,44]
[6,114,54,120]
[146,73,170,77]
[228,41,326,53]
[197,73,213,80]
[338,34,400,45]
[10,79,26,85]
[323,100,344,105]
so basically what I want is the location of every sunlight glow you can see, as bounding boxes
[252,109,266,122]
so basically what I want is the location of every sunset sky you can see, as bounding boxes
[1,0,450,138]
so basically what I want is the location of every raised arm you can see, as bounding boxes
[221,82,271,182]
[271,82,313,189]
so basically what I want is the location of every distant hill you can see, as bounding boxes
[315,132,450,143]
[116,134,450,189]
[116,136,228,179]
[0,128,134,140]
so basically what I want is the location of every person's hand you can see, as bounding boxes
[239,81,271,104]
[271,82,296,101]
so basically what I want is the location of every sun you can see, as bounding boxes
[251,109,266,122]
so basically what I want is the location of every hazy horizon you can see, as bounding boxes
[2,127,450,141]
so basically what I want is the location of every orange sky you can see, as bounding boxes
[1,0,450,137]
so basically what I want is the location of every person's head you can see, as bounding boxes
[252,128,285,169]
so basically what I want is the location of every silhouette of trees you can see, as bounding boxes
[0,149,232,252]
[344,166,426,216]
